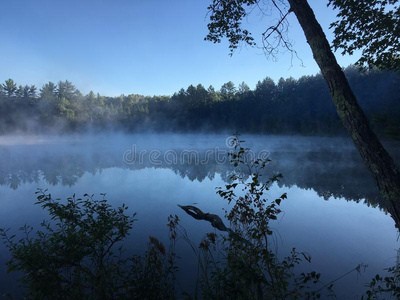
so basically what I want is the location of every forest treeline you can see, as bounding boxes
[0,66,399,137]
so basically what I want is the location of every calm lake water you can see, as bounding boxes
[0,133,399,299]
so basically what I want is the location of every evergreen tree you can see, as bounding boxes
[2,79,17,97]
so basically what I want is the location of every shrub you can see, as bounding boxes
[0,192,177,299]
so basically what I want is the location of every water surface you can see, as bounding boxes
[0,133,399,298]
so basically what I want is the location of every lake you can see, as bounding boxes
[0,133,399,299]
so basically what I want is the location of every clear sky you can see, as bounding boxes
[0,0,359,96]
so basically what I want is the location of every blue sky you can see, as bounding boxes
[0,0,359,96]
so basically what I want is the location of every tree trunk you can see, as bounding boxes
[288,0,400,226]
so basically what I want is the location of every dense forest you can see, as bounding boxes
[0,66,399,138]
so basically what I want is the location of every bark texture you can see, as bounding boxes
[288,0,400,226]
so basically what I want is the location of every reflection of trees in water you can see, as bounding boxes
[0,143,398,210]
[0,153,87,189]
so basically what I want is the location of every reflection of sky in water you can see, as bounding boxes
[0,134,399,298]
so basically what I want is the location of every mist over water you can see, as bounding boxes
[0,132,399,298]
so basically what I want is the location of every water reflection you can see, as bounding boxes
[0,134,399,298]
[0,134,398,210]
